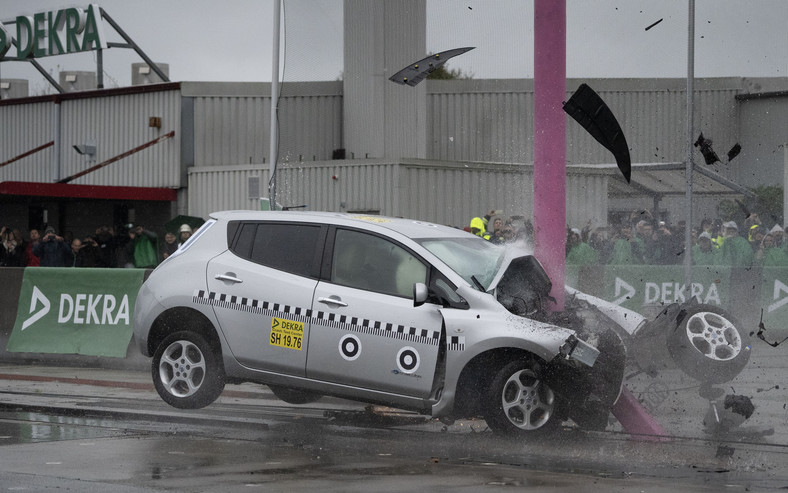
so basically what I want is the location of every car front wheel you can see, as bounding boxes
[484,359,563,437]
[152,331,225,409]
[666,305,750,384]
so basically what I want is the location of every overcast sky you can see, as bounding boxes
[1,0,786,94]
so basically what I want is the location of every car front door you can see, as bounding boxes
[306,227,443,398]
[205,221,325,376]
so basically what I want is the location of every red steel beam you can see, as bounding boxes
[58,130,175,184]
[0,141,54,168]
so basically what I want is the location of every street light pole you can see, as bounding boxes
[268,0,281,209]
[684,0,696,290]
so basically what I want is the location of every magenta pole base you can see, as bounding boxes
[611,386,669,442]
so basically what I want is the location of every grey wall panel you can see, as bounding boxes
[188,166,267,219]
[188,161,399,219]
[278,161,398,213]
[188,159,611,232]
[398,160,535,229]
[278,93,344,163]
[59,90,181,187]
[0,102,53,182]
[566,173,609,230]
[193,96,269,166]
[735,95,788,188]
[192,82,342,167]
[427,78,743,172]
[343,0,386,159]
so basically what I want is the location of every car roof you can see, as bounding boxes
[209,210,472,240]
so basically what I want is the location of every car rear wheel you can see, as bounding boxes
[152,331,225,409]
[269,385,322,405]
[666,305,750,384]
[484,359,563,437]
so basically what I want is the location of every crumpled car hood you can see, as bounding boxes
[487,251,548,292]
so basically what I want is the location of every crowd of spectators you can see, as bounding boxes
[466,208,788,269]
[8,209,788,270]
[565,210,788,268]
[0,223,194,268]
[467,210,534,246]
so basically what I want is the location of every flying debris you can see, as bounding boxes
[694,133,742,165]
[563,83,632,183]
[645,18,664,31]
[727,143,742,162]
[751,310,788,348]
[694,133,720,165]
[389,47,475,87]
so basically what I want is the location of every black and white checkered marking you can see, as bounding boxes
[396,347,420,374]
[448,335,466,351]
[194,289,440,346]
[339,334,361,361]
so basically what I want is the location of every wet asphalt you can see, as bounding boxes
[0,348,787,491]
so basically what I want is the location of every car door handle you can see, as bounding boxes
[318,296,348,307]
[215,274,243,283]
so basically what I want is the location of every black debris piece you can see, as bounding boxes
[724,394,755,419]
[694,133,720,165]
[645,18,663,31]
[563,83,631,183]
[752,309,788,347]
[389,47,475,87]
[727,143,742,162]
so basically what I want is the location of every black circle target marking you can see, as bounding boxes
[397,347,419,374]
[339,334,361,361]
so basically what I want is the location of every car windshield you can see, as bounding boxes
[416,237,505,291]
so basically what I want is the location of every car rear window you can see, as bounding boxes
[232,222,321,277]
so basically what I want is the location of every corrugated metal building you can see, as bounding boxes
[1,77,786,237]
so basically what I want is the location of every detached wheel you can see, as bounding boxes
[269,385,322,405]
[484,359,563,437]
[667,305,750,384]
[152,331,225,409]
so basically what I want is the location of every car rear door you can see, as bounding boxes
[205,221,326,375]
[306,227,443,398]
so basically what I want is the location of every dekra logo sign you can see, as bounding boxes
[613,277,721,306]
[22,285,130,330]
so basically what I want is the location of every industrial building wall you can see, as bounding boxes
[0,87,182,187]
[187,81,343,167]
[735,93,788,188]
[277,160,400,214]
[0,101,54,182]
[59,89,182,187]
[187,159,610,232]
[427,79,535,164]
[343,0,427,161]
[398,159,533,228]
[426,78,742,173]
[187,160,400,219]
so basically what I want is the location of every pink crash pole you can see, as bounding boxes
[533,0,667,441]
[533,0,567,311]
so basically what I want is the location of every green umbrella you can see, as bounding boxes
[164,215,205,235]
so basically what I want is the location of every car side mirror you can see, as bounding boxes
[413,282,428,307]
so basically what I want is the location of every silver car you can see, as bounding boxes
[133,211,748,436]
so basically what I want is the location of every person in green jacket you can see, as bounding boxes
[720,221,754,268]
[609,226,640,265]
[759,232,788,267]
[692,231,720,265]
[566,228,599,265]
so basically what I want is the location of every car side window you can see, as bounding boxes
[231,222,321,278]
[332,229,427,298]
[233,223,256,258]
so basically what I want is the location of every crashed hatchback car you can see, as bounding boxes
[134,211,749,436]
